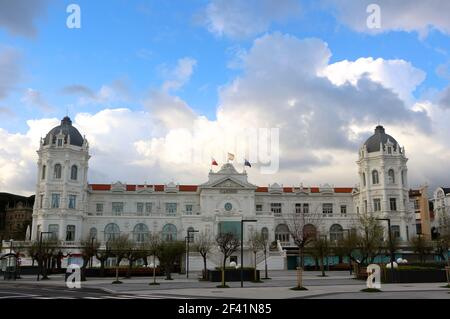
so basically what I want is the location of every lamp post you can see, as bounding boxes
[241,219,257,288]
[185,229,199,279]
[376,218,395,283]
[37,231,52,281]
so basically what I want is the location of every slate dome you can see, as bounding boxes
[364,125,399,153]
[43,116,84,147]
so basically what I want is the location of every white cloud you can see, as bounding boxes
[161,57,197,92]
[319,57,426,104]
[61,79,130,106]
[4,33,450,195]
[201,0,301,39]
[322,0,450,37]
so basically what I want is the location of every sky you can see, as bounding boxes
[1,0,450,196]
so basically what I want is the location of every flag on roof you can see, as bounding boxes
[244,159,251,167]
[211,158,218,166]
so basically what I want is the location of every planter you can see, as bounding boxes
[382,269,447,283]
[207,269,260,282]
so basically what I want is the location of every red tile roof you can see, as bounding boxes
[89,184,353,194]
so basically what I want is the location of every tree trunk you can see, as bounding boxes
[100,260,105,277]
[126,259,133,278]
[203,255,207,280]
[222,258,226,287]
[320,253,325,277]
[254,252,257,281]
[264,249,268,279]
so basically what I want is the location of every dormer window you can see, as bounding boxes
[57,139,63,147]
[388,147,392,154]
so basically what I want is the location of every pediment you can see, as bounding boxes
[213,178,245,189]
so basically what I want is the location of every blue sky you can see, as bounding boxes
[1,0,450,194]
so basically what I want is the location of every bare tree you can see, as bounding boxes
[411,235,433,264]
[193,231,214,280]
[309,237,329,277]
[216,232,240,288]
[283,206,323,269]
[95,245,111,277]
[247,230,264,282]
[259,230,270,279]
[352,213,384,266]
[80,238,100,281]
[146,233,161,285]
[108,234,131,284]
[156,241,185,280]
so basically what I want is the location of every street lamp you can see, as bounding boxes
[185,229,199,279]
[241,219,257,288]
[37,231,52,281]
[376,218,395,283]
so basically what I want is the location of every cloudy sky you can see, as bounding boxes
[1,0,450,196]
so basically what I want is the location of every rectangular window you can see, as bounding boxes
[255,204,263,212]
[165,203,177,215]
[185,204,193,215]
[40,195,44,209]
[41,165,46,180]
[68,195,76,209]
[414,199,420,210]
[416,223,422,235]
[373,199,381,212]
[322,203,333,216]
[364,200,368,213]
[112,202,124,216]
[66,225,75,241]
[390,198,397,211]
[340,205,347,216]
[137,202,144,215]
[145,203,152,215]
[96,203,103,212]
[48,224,59,240]
[303,203,309,214]
[295,203,302,214]
[51,193,60,208]
[271,203,282,216]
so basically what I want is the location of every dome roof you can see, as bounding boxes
[43,116,84,147]
[364,125,399,153]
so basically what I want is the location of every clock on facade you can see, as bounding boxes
[224,202,233,211]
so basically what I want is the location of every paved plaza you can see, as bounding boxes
[1,270,449,299]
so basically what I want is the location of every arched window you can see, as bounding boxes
[303,224,317,240]
[275,224,289,243]
[104,223,120,242]
[329,224,344,242]
[261,227,269,241]
[89,227,97,240]
[71,165,78,180]
[54,164,62,179]
[372,170,379,185]
[362,173,366,187]
[388,169,395,184]
[133,223,149,242]
[162,224,177,241]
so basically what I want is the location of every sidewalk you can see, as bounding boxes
[4,273,449,299]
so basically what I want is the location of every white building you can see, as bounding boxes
[30,118,417,269]
[432,187,450,236]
